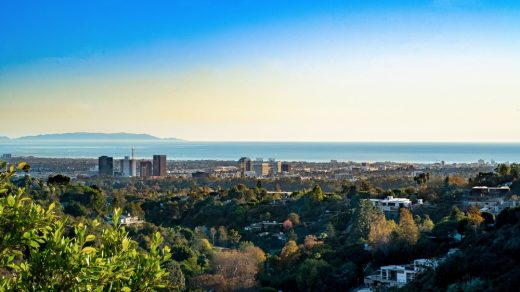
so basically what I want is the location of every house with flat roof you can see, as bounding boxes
[471,186,510,196]
[364,259,437,289]
[369,196,413,212]
[107,213,143,226]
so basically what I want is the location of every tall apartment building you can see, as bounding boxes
[253,162,270,177]
[98,156,114,176]
[120,156,137,177]
[153,155,167,177]
[140,160,153,177]
[238,157,252,176]
[272,161,282,174]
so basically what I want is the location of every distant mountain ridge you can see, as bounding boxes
[15,132,181,141]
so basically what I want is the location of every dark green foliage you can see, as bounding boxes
[403,206,520,292]
[60,184,106,215]
[162,260,186,291]
[47,174,70,185]
[495,206,520,228]
[64,200,87,217]
[171,244,195,262]
[296,259,330,292]
[414,172,430,186]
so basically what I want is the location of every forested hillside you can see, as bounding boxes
[1,161,519,291]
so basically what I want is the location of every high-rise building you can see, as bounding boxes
[281,162,291,173]
[120,156,137,177]
[98,156,114,176]
[120,158,127,176]
[140,160,153,177]
[238,157,252,176]
[253,162,270,177]
[153,155,167,177]
[1,154,12,162]
[272,161,282,174]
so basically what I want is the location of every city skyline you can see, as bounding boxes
[1,1,520,142]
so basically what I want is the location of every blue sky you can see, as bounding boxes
[2,0,518,69]
[1,0,519,141]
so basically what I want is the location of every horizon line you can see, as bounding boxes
[2,131,520,144]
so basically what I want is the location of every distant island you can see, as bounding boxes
[13,132,182,141]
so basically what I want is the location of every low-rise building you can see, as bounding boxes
[471,186,510,196]
[462,197,518,215]
[369,196,412,212]
[335,172,356,181]
[364,259,437,288]
[244,221,283,232]
[107,213,143,226]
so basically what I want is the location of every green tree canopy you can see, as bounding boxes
[0,162,174,291]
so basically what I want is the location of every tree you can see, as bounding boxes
[287,212,301,225]
[296,259,330,292]
[197,255,209,272]
[310,184,325,201]
[280,240,299,262]
[241,246,267,270]
[171,244,195,262]
[0,163,173,290]
[496,164,510,177]
[444,175,467,187]
[210,227,217,245]
[194,249,262,290]
[325,222,336,239]
[303,235,322,250]
[163,260,186,291]
[349,199,383,243]
[64,200,87,217]
[397,208,419,245]
[47,174,70,186]
[229,229,242,246]
[414,172,430,186]
[418,215,435,232]
[124,201,144,219]
[283,219,293,230]
[466,205,484,231]
[368,214,397,250]
[217,226,228,246]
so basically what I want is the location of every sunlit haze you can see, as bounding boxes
[1,1,519,141]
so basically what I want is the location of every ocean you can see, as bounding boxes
[0,140,519,163]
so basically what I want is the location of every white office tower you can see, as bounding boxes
[129,158,136,176]
[121,152,137,177]
[121,156,131,177]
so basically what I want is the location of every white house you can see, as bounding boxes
[364,259,437,288]
[369,196,412,212]
[108,213,143,226]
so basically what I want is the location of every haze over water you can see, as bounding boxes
[1,140,519,163]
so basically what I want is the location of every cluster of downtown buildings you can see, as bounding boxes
[238,157,291,178]
[98,154,167,178]
[97,154,292,179]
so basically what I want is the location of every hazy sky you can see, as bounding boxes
[1,0,519,141]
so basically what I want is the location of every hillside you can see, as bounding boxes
[16,132,181,141]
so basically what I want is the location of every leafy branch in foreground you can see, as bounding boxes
[0,162,172,291]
